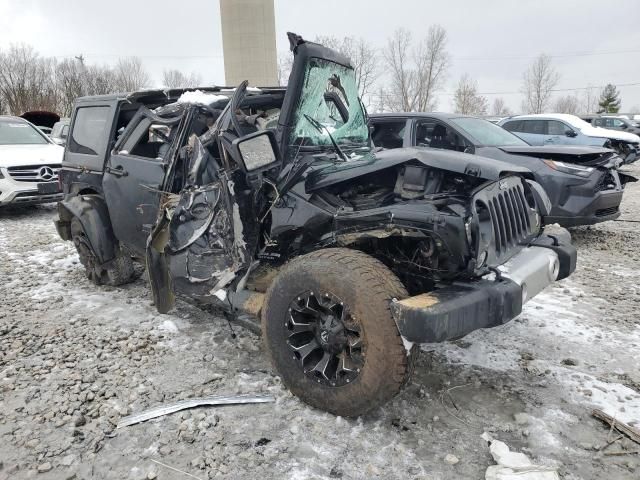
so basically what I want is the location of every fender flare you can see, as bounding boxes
[58,195,118,264]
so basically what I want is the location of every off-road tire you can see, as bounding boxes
[71,217,135,286]
[262,248,416,417]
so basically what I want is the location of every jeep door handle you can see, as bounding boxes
[106,165,128,177]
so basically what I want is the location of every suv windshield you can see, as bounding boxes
[0,120,49,145]
[451,117,527,147]
[290,58,368,149]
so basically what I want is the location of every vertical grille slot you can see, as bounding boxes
[476,178,536,258]
[508,190,523,235]
[515,186,531,230]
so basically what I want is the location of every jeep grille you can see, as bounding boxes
[473,176,539,267]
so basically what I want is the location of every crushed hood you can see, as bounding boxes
[306,147,530,191]
[498,145,618,166]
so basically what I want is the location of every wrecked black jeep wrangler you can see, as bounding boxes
[55,34,576,416]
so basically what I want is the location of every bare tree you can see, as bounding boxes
[553,95,580,114]
[452,74,488,115]
[521,54,560,114]
[371,86,389,113]
[383,26,449,112]
[491,97,511,116]
[315,35,379,102]
[0,44,151,115]
[277,51,293,86]
[162,69,202,88]
[413,25,449,111]
[113,57,150,92]
[383,28,414,111]
[84,64,118,96]
[0,44,57,115]
[580,86,600,114]
[53,57,120,115]
[54,58,85,115]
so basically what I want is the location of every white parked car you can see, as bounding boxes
[500,113,640,163]
[0,116,64,206]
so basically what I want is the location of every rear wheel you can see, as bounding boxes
[71,217,134,286]
[262,248,415,417]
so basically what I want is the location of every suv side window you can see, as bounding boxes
[502,120,523,133]
[547,120,568,135]
[371,120,406,149]
[68,106,110,156]
[415,120,436,147]
[117,118,173,160]
[521,120,546,135]
[415,120,470,152]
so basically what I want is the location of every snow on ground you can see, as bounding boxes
[1,164,639,479]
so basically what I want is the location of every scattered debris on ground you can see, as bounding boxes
[117,394,275,428]
[482,432,559,480]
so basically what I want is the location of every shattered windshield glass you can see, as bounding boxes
[290,58,368,149]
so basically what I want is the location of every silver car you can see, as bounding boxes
[499,113,640,163]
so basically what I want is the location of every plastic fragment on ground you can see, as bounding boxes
[481,432,559,480]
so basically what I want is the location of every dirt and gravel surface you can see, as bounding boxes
[1,165,639,480]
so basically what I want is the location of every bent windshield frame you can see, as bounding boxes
[289,58,368,149]
[451,117,528,147]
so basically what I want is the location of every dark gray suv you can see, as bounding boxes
[370,113,636,227]
[592,116,640,136]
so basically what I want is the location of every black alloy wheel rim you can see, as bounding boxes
[284,291,364,387]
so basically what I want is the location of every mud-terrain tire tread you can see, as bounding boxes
[262,247,416,417]
[70,217,135,287]
[103,250,135,286]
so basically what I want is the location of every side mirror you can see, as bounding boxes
[232,130,280,173]
[620,124,628,129]
[565,130,577,138]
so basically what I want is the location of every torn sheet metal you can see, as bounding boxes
[481,432,559,480]
[117,394,275,429]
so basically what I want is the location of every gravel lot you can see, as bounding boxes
[1,165,639,480]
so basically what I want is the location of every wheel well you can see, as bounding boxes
[77,187,101,196]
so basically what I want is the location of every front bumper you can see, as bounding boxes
[545,168,626,227]
[390,238,576,343]
[0,168,63,206]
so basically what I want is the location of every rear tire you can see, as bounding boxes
[71,217,135,286]
[262,248,415,417]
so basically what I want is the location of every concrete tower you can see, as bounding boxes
[219,0,278,86]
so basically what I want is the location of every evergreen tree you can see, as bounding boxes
[598,84,621,113]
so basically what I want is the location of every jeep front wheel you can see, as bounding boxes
[262,248,415,417]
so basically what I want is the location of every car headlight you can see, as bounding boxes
[543,160,594,177]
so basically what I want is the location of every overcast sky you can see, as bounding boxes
[0,0,639,112]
